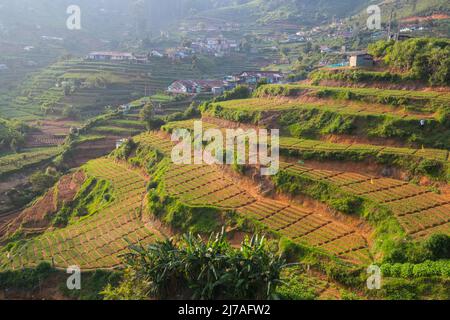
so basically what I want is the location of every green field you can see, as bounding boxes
[255,84,450,113]
[0,159,158,270]
[0,147,61,178]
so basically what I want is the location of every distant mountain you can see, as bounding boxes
[1,0,448,46]
[194,0,374,26]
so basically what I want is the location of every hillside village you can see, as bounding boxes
[0,0,449,303]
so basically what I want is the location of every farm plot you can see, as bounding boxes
[209,97,428,118]
[135,132,371,265]
[164,163,256,209]
[280,161,450,239]
[0,147,61,177]
[0,158,158,270]
[256,84,450,112]
[238,202,371,265]
[280,136,449,163]
[134,131,175,155]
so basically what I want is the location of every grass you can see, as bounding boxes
[255,84,450,113]
[0,55,259,121]
[204,98,450,149]
[132,131,373,265]
[0,146,61,178]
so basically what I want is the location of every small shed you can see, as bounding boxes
[349,53,374,67]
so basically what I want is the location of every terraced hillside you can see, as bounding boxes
[134,131,371,265]
[255,84,450,113]
[278,162,450,240]
[0,159,158,270]
[154,120,450,241]
[0,147,61,179]
[162,118,450,182]
[0,56,258,121]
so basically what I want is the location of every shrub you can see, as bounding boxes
[0,262,54,290]
[424,234,450,260]
[102,231,287,300]
[214,85,251,102]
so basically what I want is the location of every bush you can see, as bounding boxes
[103,231,287,300]
[424,234,450,260]
[369,38,450,86]
[29,171,58,193]
[0,262,54,290]
[214,85,252,102]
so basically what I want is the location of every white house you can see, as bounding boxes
[116,138,128,149]
[168,80,225,94]
[86,51,134,61]
[151,50,164,57]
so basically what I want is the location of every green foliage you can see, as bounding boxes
[204,99,450,149]
[309,68,412,84]
[424,234,450,260]
[371,277,450,300]
[369,38,450,86]
[381,260,450,278]
[254,84,450,113]
[113,138,137,160]
[103,230,287,300]
[276,267,318,300]
[384,234,450,264]
[29,170,59,193]
[148,187,222,234]
[0,262,53,290]
[125,143,164,174]
[62,270,122,300]
[0,118,27,152]
[140,102,165,130]
[254,84,304,98]
[165,102,201,122]
[53,176,114,227]
[213,85,252,102]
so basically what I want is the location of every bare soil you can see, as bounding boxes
[401,13,450,23]
[0,171,86,240]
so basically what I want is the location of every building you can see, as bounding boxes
[167,80,225,94]
[0,64,8,71]
[389,33,413,41]
[212,87,225,96]
[133,54,149,64]
[151,50,164,57]
[238,71,284,85]
[86,51,134,61]
[118,104,131,114]
[116,138,128,149]
[349,53,374,67]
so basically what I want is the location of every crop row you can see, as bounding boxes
[281,161,450,239]
[0,159,157,270]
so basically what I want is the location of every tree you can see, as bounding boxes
[139,102,165,130]
[30,171,58,193]
[303,41,312,54]
[424,234,450,260]
[213,85,251,102]
[62,105,80,119]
